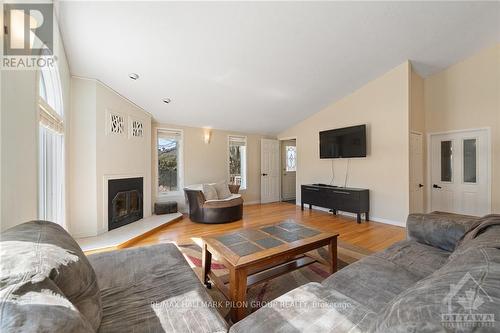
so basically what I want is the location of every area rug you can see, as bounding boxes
[177,239,373,319]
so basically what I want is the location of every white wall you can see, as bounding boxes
[95,81,152,234]
[68,78,98,236]
[278,62,411,226]
[1,14,71,231]
[424,43,500,213]
[69,77,152,237]
[152,123,269,211]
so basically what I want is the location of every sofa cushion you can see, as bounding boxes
[214,181,232,199]
[0,221,102,331]
[0,278,94,333]
[374,240,450,278]
[230,282,377,333]
[203,183,219,200]
[373,244,500,333]
[322,254,422,313]
[88,243,227,333]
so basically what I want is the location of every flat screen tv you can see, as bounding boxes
[320,125,366,158]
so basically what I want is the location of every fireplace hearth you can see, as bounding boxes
[108,177,143,231]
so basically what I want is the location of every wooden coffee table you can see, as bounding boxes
[201,220,339,322]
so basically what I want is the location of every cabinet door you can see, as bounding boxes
[302,187,322,205]
[333,190,360,212]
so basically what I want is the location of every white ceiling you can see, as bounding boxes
[58,1,500,135]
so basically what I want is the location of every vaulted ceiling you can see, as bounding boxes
[58,1,500,134]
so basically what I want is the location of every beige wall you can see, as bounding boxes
[279,62,411,226]
[1,19,71,231]
[69,78,98,236]
[424,43,500,213]
[69,78,152,237]
[152,123,268,210]
[409,66,426,212]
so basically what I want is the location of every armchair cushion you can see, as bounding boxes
[203,195,243,208]
[202,183,218,200]
[214,181,232,199]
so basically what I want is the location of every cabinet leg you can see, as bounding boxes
[301,202,304,211]
[357,213,361,224]
[309,204,312,210]
[365,213,369,221]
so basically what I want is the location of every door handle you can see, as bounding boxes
[262,173,268,176]
[418,184,424,188]
[433,184,442,189]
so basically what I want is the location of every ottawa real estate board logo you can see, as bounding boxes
[441,272,495,329]
[2,3,55,69]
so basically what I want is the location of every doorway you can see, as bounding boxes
[428,128,491,216]
[409,132,424,213]
[261,139,280,204]
[280,139,297,202]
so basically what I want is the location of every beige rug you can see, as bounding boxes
[177,239,372,319]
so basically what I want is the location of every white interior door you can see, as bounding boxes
[409,132,424,213]
[281,139,296,201]
[261,139,280,203]
[430,129,490,216]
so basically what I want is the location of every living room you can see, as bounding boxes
[1,1,499,332]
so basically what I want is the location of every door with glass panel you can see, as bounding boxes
[430,129,490,216]
[281,139,297,201]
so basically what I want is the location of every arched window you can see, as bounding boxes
[38,61,65,227]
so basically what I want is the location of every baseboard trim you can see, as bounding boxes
[244,200,261,206]
[295,203,406,227]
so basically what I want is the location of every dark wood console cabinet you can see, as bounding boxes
[301,184,369,223]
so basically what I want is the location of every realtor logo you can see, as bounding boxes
[3,3,53,56]
[441,272,495,328]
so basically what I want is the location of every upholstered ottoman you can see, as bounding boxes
[154,201,178,215]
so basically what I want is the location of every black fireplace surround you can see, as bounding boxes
[108,177,143,231]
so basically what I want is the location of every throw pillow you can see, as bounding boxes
[214,181,232,199]
[202,184,218,200]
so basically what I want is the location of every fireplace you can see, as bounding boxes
[108,177,143,231]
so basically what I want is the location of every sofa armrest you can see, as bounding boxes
[406,212,479,252]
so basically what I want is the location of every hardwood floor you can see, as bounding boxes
[128,202,406,252]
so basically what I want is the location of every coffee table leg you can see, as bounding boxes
[328,237,338,274]
[202,243,212,288]
[230,267,248,322]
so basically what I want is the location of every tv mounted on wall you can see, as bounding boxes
[319,124,367,159]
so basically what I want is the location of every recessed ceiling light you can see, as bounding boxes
[128,73,139,80]
[162,98,172,104]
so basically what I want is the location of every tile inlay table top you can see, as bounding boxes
[201,219,339,322]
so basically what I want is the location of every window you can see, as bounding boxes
[228,136,247,189]
[38,61,65,227]
[285,146,297,172]
[157,129,183,194]
[463,139,477,183]
[440,140,453,182]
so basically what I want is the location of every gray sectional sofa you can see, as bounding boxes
[1,213,499,332]
[0,221,227,332]
[231,213,500,333]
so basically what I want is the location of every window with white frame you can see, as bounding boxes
[157,129,183,195]
[38,61,65,227]
[228,136,247,189]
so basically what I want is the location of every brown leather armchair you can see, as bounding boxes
[184,186,243,224]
